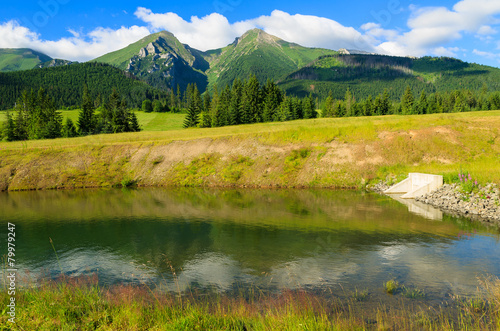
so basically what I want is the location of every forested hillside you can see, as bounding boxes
[279,54,500,100]
[0,62,167,110]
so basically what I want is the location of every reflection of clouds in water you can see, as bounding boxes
[14,249,157,284]
[378,244,407,262]
[268,255,360,288]
[376,239,500,295]
[165,253,248,292]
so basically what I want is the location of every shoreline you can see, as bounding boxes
[369,181,500,225]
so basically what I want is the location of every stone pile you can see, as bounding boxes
[415,183,500,223]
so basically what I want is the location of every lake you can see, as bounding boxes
[1,188,499,305]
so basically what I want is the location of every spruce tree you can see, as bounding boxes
[401,86,414,115]
[183,84,201,128]
[242,75,262,123]
[364,95,373,116]
[62,118,78,138]
[322,91,334,118]
[78,84,96,135]
[380,89,391,115]
[229,79,243,125]
[5,111,17,141]
[303,94,317,119]
[129,111,141,132]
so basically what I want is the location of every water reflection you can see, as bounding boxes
[1,188,499,299]
[387,193,443,220]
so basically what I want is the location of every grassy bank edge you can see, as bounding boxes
[1,275,499,330]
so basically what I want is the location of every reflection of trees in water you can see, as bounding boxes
[2,188,500,296]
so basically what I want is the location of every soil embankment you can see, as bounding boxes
[0,112,499,198]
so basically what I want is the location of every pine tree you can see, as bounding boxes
[78,84,96,135]
[5,111,17,141]
[203,92,211,114]
[344,88,355,116]
[242,75,262,123]
[229,79,243,125]
[380,89,391,115]
[303,94,317,119]
[62,118,78,138]
[415,90,428,114]
[183,84,202,128]
[401,86,414,115]
[333,101,345,117]
[363,95,373,116]
[322,91,334,118]
[262,79,282,122]
[129,111,141,132]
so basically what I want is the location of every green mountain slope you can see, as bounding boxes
[203,29,337,89]
[0,62,167,110]
[279,54,500,100]
[93,31,208,92]
[0,48,52,72]
[92,29,336,93]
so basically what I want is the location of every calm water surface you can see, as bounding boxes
[1,188,499,302]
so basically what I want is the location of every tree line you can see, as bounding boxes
[181,75,317,129]
[1,86,140,141]
[321,85,500,117]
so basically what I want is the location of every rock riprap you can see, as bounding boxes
[415,183,500,223]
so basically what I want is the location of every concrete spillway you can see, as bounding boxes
[384,173,443,199]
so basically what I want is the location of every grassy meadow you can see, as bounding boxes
[0,109,186,132]
[0,110,500,190]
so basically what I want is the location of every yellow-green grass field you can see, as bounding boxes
[0,110,499,191]
[0,109,186,132]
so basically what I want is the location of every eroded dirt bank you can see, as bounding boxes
[0,121,497,192]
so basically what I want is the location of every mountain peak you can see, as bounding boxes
[236,28,283,47]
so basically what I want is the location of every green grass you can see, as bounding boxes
[384,279,399,294]
[2,276,500,330]
[0,48,51,72]
[1,110,500,190]
[0,109,186,132]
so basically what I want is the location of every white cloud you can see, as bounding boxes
[249,10,376,52]
[361,22,399,41]
[433,46,460,57]
[477,25,497,35]
[0,20,150,61]
[135,7,251,51]
[376,0,500,57]
[473,49,499,59]
[134,8,375,52]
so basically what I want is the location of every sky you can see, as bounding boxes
[0,0,499,67]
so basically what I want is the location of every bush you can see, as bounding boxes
[142,99,153,113]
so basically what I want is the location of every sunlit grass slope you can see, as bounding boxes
[0,111,499,190]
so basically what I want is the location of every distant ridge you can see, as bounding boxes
[0,48,52,72]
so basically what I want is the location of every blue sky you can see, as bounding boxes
[0,0,499,67]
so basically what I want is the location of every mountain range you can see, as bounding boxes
[1,28,500,108]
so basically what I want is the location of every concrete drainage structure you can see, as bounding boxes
[384,173,443,199]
